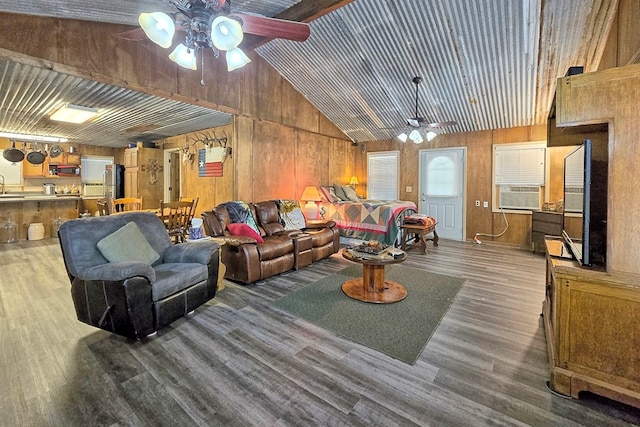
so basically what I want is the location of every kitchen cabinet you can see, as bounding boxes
[49,152,81,166]
[543,237,640,409]
[23,158,48,177]
[123,145,163,208]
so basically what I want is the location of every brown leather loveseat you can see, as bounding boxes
[201,200,339,284]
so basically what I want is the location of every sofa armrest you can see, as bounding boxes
[305,220,336,229]
[164,240,219,265]
[223,235,258,246]
[80,262,156,282]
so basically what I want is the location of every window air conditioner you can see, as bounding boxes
[564,187,584,212]
[498,186,541,209]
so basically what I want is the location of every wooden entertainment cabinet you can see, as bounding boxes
[543,238,640,408]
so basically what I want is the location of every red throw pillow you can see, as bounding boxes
[227,223,264,243]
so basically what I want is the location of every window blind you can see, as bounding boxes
[367,151,399,200]
[495,145,546,186]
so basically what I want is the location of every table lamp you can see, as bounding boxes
[349,175,359,186]
[300,186,322,220]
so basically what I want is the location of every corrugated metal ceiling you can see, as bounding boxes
[0,0,619,146]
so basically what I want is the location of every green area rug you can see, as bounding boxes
[272,264,465,364]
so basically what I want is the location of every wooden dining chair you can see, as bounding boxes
[161,200,193,243]
[96,198,110,216]
[180,197,199,230]
[111,197,143,213]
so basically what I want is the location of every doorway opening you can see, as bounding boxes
[164,148,182,202]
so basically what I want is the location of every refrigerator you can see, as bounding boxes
[104,164,125,199]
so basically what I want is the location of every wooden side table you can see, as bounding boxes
[400,224,439,254]
[341,248,407,303]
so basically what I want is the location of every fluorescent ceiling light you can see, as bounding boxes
[50,104,99,124]
[0,132,68,143]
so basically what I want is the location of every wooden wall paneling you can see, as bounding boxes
[281,80,319,133]
[234,116,254,201]
[295,131,329,195]
[251,121,296,201]
[240,54,282,124]
[327,138,354,187]
[556,64,640,275]
[318,113,350,140]
[547,146,574,206]
[135,147,164,209]
[0,14,58,62]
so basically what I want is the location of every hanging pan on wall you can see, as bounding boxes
[2,140,25,163]
[26,143,47,165]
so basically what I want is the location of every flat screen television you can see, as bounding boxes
[561,139,608,269]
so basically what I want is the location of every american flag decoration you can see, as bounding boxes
[198,147,224,177]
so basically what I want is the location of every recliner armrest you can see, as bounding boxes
[305,220,336,229]
[80,262,156,282]
[163,240,219,265]
[223,235,258,246]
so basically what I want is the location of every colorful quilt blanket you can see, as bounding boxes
[219,201,260,234]
[317,199,417,245]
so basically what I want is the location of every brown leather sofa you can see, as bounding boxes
[201,200,340,284]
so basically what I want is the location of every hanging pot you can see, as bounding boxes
[3,140,25,163]
[50,144,63,158]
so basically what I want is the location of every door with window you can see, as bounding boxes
[419,148,465,241]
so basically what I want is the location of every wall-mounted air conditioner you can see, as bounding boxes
[498,186,541,209]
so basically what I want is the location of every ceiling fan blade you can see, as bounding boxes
[425,120,458,128]
[230,13,311,42]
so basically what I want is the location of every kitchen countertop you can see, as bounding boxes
[0,194,82,203]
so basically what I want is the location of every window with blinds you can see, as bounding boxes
[493,142,546,210]
[367,151,399,200]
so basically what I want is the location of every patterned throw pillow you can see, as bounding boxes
[221,201,260,234]
[276,200,307,230]
[320,186,340,203]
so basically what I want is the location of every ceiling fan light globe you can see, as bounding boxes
[139,12,175,48]
[169,44,198,70]
[426,131,437,141]
[211,16,244,51]
[409,129,423,143]
[397,133,408,143]
[226,47,251,71]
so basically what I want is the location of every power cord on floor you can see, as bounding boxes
[473,207,509,244]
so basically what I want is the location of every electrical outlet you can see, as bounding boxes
[475,200,480,207]
[406,186,412,192]
[483,201,489,208]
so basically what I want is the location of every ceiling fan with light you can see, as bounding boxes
[136,0,310,78]
[396,76,457,143]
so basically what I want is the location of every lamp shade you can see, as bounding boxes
[349,175,359,185]
[139,12,175,48]
[409,130,423,144]
[301,186,322,201]
[169,44,198,70]
[426,131,437,141]
[211,16,244,51]
[397,132,408,143]
[226,47,251,71]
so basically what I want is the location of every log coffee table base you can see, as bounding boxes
[341,264,407,303]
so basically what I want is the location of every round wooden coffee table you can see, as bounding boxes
[341,248,407,303]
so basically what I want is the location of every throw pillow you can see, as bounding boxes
[277,199,307,230]
[320,186,339,202]
[333,183,348,201]
[227,223,264,243]
[342,185,359,201]
[97,221,160,265]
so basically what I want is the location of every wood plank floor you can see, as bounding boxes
[1,238,639,426]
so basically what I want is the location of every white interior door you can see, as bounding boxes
[419,148,466,241]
